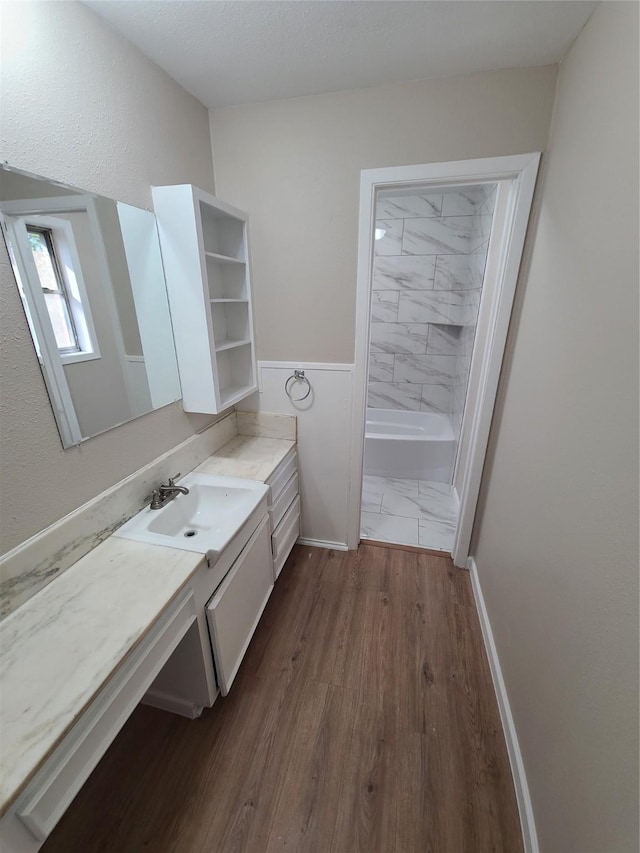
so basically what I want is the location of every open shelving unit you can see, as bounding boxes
[152,184,258,413]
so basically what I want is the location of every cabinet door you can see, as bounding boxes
[206,516,272,695]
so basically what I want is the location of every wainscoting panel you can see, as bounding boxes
[236,362,354,548]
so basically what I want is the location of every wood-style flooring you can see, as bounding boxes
[42,544,523,853]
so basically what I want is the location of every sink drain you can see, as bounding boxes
[184,529,197,538]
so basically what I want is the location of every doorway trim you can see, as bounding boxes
[347,153,540,565]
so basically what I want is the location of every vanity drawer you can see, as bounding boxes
[206,515,273,696]
[14,589,197,843]
[272,510,300,580]
[271,494,300,565]
[266,449,297,504]
[269,472,299,531]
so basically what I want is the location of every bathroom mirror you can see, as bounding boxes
[0,166,182,447]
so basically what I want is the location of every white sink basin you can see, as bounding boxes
[114,472,269,563]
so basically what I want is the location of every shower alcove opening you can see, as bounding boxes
[361,182,497,552]
[349,155,540,564]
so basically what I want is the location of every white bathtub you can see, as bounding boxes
[363,408,455,483]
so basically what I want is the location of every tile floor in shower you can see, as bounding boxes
[360,476,457,552]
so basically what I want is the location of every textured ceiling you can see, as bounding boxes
[85,1,597,109]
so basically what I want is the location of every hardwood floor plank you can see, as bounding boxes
[449,602,524,852]
[241,546,323,680]
[335,543,397,593]
[328,686,396,853]
[244,559,348,689]
[265,683,355,852]
[202,678,330,853]
[42,543,523,853]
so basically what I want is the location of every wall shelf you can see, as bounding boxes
[215,339,252,353]
[203,251,245,265]
[152,184,258,414]
[219,383,257,408]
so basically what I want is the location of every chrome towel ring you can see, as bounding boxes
[285,369,311,402]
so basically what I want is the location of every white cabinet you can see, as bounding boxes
[0,491,280,851]
[265,449,301,579]
[206,515,273,695]
[152,184,258,413]
[1,590,198,852]
[145,499,271,711]
[272,496,301,579]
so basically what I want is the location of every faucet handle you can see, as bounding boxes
[167,473,181,486]
[150,489,164,510]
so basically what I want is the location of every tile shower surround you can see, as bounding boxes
[368,187,496,417]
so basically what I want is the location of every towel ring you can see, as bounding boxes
[285,369,311,402]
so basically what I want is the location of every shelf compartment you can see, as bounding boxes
[217,344,256,408]
[206,256,247,300]
[203,251,245,265]
[199,202,245,260]
[152,184,257,415]
[219,384,257,408]
[215,339,251,353]
[211,301,250,350]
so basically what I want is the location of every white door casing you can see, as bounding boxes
[347,154,541,565]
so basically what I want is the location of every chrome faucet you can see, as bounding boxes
[149,474,190,510]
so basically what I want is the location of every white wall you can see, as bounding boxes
[211,65,558,549]
[237,364,353,547]
[0,1,214,210]
[471,3,639,851]
[210,65,557,363]
[0,0,216,554]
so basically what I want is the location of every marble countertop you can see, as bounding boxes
[0,537,203,816]
[195,435,295,482]
[0,426,295,817]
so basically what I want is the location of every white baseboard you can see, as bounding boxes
[467,557,539,853]
[142,689,205,719]
[296,537,349,551]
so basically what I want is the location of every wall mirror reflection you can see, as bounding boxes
[0,166,182,448]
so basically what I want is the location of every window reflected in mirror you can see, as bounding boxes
[26,222,97,357]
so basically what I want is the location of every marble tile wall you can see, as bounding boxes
[367,185,497,422]
[449,188,497,436]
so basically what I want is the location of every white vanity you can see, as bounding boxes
[0,169,304,851]
[0,413,300,852]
